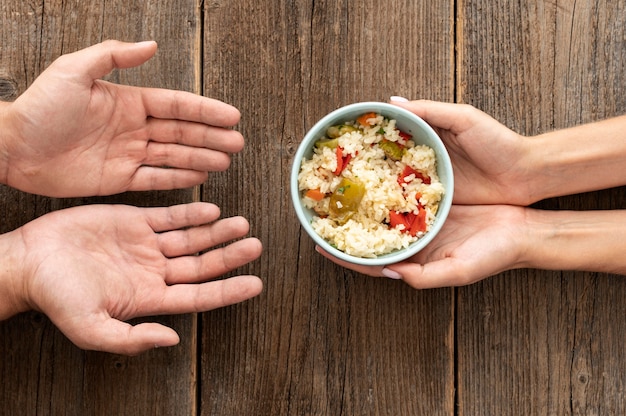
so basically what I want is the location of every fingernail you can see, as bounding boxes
[382,268,403,280]
[390,96,409,103]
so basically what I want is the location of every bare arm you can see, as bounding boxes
[527,115,626,202]
[519,208,626,275]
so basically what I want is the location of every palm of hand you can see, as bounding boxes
[15,203,263,354]
[20,205,171,344]
[8,73,156,196]
[3,40,242,198]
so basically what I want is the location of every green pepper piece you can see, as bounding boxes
[378,139,405,161]
[314,137,340,149]
[326,124,358,139]
[329,178,366,224]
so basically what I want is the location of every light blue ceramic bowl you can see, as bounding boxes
[290,102,454,266]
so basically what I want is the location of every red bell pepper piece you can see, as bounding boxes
[333,147,354,176]
[389,210,411,231]
[415,171,431,184]
[398,165,431,186]
[398,130,412,141]
[390,207,427,236]
[409,206,427,236]
[342,152,353,170]
[333,147,343,175]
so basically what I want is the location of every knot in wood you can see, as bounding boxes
[0,77,18,101]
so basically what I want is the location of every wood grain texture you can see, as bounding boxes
[201,0,455,415]
[457,0,626,414]
[0,1,200,415]
[2,0,626,415]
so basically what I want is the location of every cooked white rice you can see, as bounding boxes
[298,113,445,258]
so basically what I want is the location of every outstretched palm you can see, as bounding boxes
[16,203,262,354]
[2,40,243,197]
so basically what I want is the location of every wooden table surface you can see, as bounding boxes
[2,1,626,415]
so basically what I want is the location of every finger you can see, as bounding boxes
[165,238,263,283]
[70,319,180,355]
[54,40,158,83]
[128,166,209,192]
[147,118,245,153]
[156,275,263,314]
[140,88,241,127]
[144,202,221,233]
[158,216,251,258]
[144,142,232,172]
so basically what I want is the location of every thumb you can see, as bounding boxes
[388,258,473,289]
[394,99,462,132]
[53,40,158,82]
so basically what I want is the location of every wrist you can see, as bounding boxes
[0,229,29,320]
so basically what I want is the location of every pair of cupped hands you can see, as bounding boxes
[2,40,537,355]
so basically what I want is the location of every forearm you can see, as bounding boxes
[527,115,626,202]
[0,229,29,320]
[522,208,626,275]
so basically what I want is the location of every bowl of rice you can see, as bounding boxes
[290,102,453,266]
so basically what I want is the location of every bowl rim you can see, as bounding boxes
[290,101,453,266]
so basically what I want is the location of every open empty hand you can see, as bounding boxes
[4,202,262,355]
[0,40,244,197]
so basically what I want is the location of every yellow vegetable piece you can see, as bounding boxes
[329,178,365,224]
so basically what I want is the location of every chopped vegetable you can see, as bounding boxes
[356,112,377,127]
[333,147,353,175]
[329,178,365,224]
[389,206,427,236]
[409,207,428,236]
[398,130,412,141]
[304,188,326,201]
[327,124,358,139]
[398,165,431,186]
[314,137,340,149]
[415,171,431,184]
[389,210,411,230]
[379,139,405,161]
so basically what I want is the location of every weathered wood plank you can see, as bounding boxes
[457,0,626,414]
[201,0,455,414]
[0,1,201,415]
